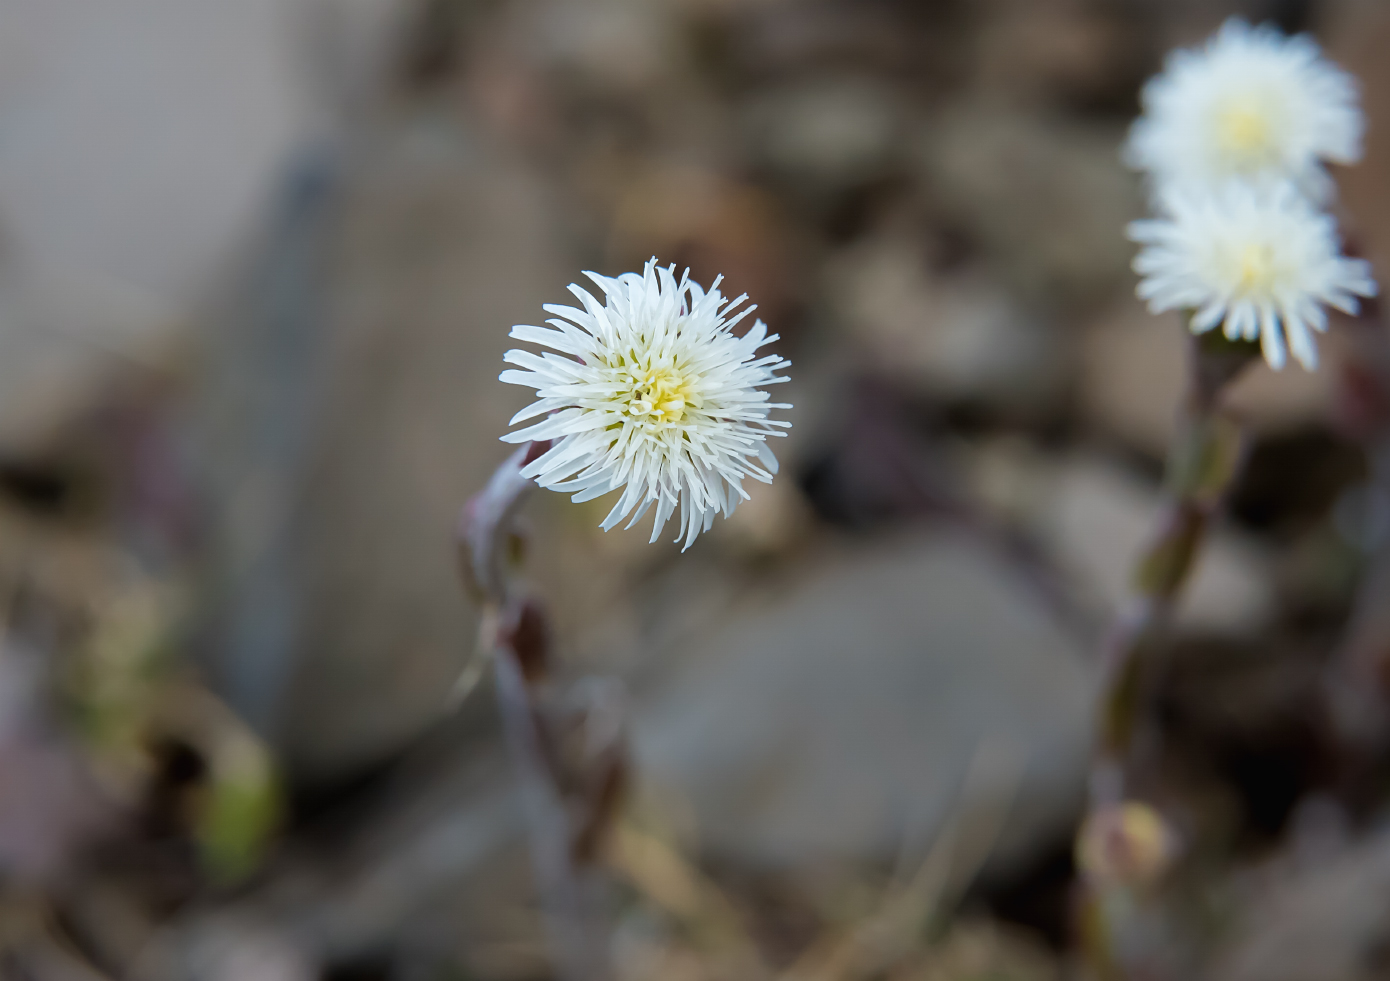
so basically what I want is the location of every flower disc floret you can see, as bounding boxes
[1124,18,1363,200]
[500,259,791,549]
[1128,181,1376,371]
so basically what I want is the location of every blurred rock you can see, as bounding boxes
[140,917,316,981]
[0,0,406,452]
[744,74,907,199]
[0,643,115,884]
[121,745,525,976]
[910,918,1060,981]
[1079,296,1185,457]
[198,120,576,782]
[969,440,1277,632]
[970,0,1145,112]
[734,2,943,80]
[606,166,800,336]
[825,231,1068,412]
[915,106,1139,304]
[1036,455,1275,633]
[1213,825,1390,981]
[632,532,1096,876]
[524,0,682,94]
[798,378,968,529]
[1206,331,1343,436]
[712,471,817,559]
[1081,295,1338,458]
[1327,2,1390,279]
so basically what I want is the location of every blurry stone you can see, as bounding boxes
[60,879,163,980]
[971,0,1146,111]
[798,378,967,529]
[0,262,181,455]
[1210,342,1341,437]
[526,0,681,93]
[632,532,1096,875]
[130,748,525,973]
[967,434,1054,526]
[712,473,817,558]
[825,231,1068,412]
[464,40,558,151]
[912,919,1060,981]
[1079,297,1185,457]
[0,0,406,452]
[969,440,1277,632]
[1287,794,1352,872]
[915,106,1139,304]
[0,909,129,981]
[606,166,799,337]
[0,689,114,884]
[743,74,906,197]
[1080,296,1337,457]
[613,920,708,981]
[142,917,316,981]
[1327,2,1390,278]
[732,1,964,87]
[1037,455,1274,633]
[1213,824,1390,981]
[198,120,576,781]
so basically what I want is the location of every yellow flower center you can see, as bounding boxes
[626,365,697,424]
[1213,98,1280,169]
[1234,242,1280,295]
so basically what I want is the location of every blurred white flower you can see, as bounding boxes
[1124,18,1363,201]
[501,259,791,549]
[1128,181,1376,371]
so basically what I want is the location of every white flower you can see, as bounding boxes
[500,259,791,549]
[1124,18,1363,201]
[1128,181,1376,371]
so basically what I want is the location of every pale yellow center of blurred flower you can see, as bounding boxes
[625,365,697,424]
[1213,98,1279,169]
[1231,242,1282,297]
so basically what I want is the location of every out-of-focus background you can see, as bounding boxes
[4,1,1390,978]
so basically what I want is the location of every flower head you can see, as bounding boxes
[1077,801,1177,888]
[1128,181,1376,371]
[500,259,791,549]
[1124,18,1363,201]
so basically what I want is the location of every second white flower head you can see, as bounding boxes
[1125,18,1363,200]
[501,259,791,550]
[1129,181,1376,371]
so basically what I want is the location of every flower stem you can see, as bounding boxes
[457,442,616,981]
[1091,333,1255,806]
[1079,332,1257,976]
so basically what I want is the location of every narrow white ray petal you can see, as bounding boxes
[1260,307,1287,370]
[1284,311,1318,370]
